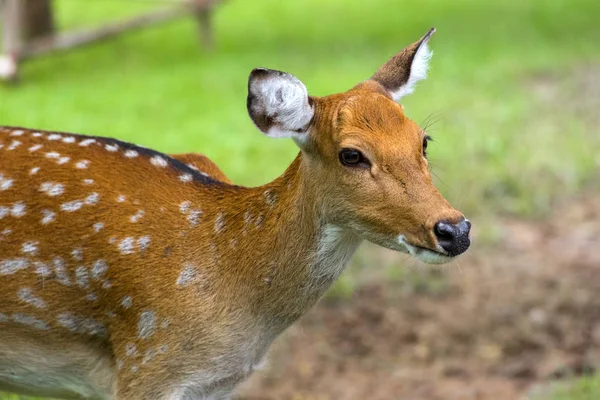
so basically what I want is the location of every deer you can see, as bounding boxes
[0,28,470,399]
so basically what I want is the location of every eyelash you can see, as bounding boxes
[423,135,432,158]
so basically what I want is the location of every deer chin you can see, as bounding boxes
[396,235,453,265]
[357,232,451,264]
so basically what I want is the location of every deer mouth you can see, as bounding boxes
[397,236,454,265]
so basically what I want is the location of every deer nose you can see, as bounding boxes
[434,219,471,256]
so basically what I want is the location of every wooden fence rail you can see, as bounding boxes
[0,0,220,81]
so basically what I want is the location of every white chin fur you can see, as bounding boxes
[397,235,452,265]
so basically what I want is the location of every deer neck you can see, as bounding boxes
[185,154,362,326]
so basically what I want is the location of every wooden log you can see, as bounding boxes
[1,0,222,81]
[19,6,192,59]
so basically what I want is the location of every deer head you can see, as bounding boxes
[247,28,470,264]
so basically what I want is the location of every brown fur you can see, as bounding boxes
[0,30,467,399]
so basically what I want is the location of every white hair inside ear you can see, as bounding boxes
[391,41,433,101]
[247,69,314,143]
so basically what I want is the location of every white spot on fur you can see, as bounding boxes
[75,160,90,169]
[125,343,137,356]
[116,195,126,203]
[122,296,132,309]
[29,167,40,175]
[124,149,139,158]
[264,190,276,207]
[93,222,104,232]
[187,210,202,227]
[12,313,50,330]
[57,156,70,165]
[39,182,65,196]
[32,132,43,137]
[187,163,199,171]
[119,237,135,254]
[176,264,196,286]
[61,200,83,212]
[45,151,60,159]
[22,241,39,255]
[41,209,56,224]
[28,144,43,152]
[47,134,61,141]
[0,174,13,191]
[179,201,202,226]
[53,257,71,286]
[179,201,191,214]
[57,313,107,337]
[0,207,9,220]
[72,248,83,261]
[79,139,96,147]
[179,173,193,182]
[83,179,94,185]
[11,202,26,217]
[214,213,225,233]
[17,287,47,309]
[10,130,24,136]
[85,192,100,205]
[138,311,156,339]
[130,210,145,223]
[86,293,98,301]
[92,259,108,279]
[105,143,119,152]
[0,259,29,275]
[7,140,21,150]
[34,261,51,277]
[75,266,89,288]
[138,236,151,251]
[244,210,253,226]
[150,155,168,167]
[62,136,76,143]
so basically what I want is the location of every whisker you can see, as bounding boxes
[430,169,451,190]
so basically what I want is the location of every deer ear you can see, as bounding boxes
[371,28,435,102]
[247,68,314,142]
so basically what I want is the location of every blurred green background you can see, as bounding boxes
[1,0,599,399]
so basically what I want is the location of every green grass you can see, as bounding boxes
[552,375,600,400]
[1,0,600,398]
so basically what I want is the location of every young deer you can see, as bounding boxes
[0,28,470,399]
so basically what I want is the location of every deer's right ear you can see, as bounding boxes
[371,28,435,102]
[247,68,314,142]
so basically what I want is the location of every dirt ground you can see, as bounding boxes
[237,194,600,400]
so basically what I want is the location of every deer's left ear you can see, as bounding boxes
[247,68,314,143]
[371,28,435,102]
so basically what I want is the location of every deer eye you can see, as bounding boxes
[339,148,367,167]
[423,135,432,158]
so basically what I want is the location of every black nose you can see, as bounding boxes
[434,219,471,256]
